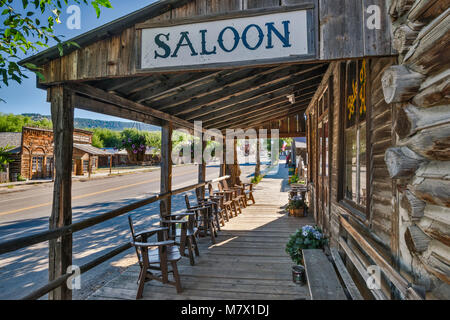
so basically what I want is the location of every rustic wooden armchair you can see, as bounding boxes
[128,214,182,299]
[196,187,226,228]
[184,194,217,244]
[218,181,242,216]
[208,183,233,221]
[159,201,199,266]
[221,179,247,209]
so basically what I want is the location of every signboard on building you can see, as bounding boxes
[140,7,316,72]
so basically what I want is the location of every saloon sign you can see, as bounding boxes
[140,8,315,71]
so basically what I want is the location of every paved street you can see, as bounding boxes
[0,163,260,300]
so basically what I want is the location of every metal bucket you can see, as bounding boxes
[292,265,306,285]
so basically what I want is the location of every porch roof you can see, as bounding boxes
[0,133,22,153]
[73,143,111,156]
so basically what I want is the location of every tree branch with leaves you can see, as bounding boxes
[0,0,112,91]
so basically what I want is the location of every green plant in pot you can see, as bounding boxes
[286,225,328,284]
[287,198,308,217]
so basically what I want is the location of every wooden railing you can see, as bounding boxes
[338,215,423,300]
[0,175,230,300]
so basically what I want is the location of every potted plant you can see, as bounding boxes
[287,197,308,217]
[285,225,328,284]
[288,174,299,184]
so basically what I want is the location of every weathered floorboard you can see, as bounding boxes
[88,169,314,300]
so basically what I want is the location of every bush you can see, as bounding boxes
[285,225,328,265]
[17,174,26,182]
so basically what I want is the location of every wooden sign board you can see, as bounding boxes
[139,6,317,72]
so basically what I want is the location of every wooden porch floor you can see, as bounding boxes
[88,165,314,300]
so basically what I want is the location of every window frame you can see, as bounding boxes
[339,59,370,219]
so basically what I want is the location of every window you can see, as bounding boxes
[343,60,367,209]
[32,156,43,173]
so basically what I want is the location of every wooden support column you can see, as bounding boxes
[220,135,226,177]
[88,154,91,179]
[255,131,261,178]
[197,137,206,199]
[49,85,74,300]
[161,121,173,215]
[226,137,241,186]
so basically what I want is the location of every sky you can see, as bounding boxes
[0,0,157,121]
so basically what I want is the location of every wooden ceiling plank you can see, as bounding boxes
[184,75,323,121]
[203,89,316,128]
[150,67,272,110]
[227,104,309,130]
[223,102,308,130]
[128,70,221,102]
[170,63,326,116]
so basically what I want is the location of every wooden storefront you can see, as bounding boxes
[306,0,449,299]
[6,0,446,300]
[13,127,106,180]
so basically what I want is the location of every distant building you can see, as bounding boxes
[98,147,160,167]
[0,127,109,181]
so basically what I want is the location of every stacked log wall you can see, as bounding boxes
[384,0,450,299]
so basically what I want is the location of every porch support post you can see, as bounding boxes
[49,85,74,300]
[197,136,206,199]
[161,121,173,214]
[220,135,226,177]
[226,137,241,186]
[255,130,261,178]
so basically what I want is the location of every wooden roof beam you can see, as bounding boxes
[152,66,284,111]
[203,90,316,128]
[74,95,162,127]
[185,75,323,121]
[66,82,199,131]
[170,64,326,116]
[126,70,220,102]
[228,104,308,130]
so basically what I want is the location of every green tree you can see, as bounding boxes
[0,145,14,172]
[0,0,112,90]
[91,128,120,148]
[0,113,52,131]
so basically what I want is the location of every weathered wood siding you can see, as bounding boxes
[35,0,393,84]
[385,0,450,300]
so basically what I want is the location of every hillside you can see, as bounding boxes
[22,114,160,132]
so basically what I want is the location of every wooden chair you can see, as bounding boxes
[240,182,256,205]
[198,186,226,228]
[185,194,217,244]
[209,184,233,221]
[159,201,199,266]
[128,214,182,299]
[218,182,241,216]
[221,179,247,209]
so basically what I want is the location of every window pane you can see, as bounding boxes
[319,122,323,176]
[359,122,367,207]
[344,128,357,202]
[346,62,357,129]
[359,60,367,122]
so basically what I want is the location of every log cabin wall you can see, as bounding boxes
[305,0,450,300]
[384,0,450,300]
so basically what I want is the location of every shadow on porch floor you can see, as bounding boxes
[87,164,314,300]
